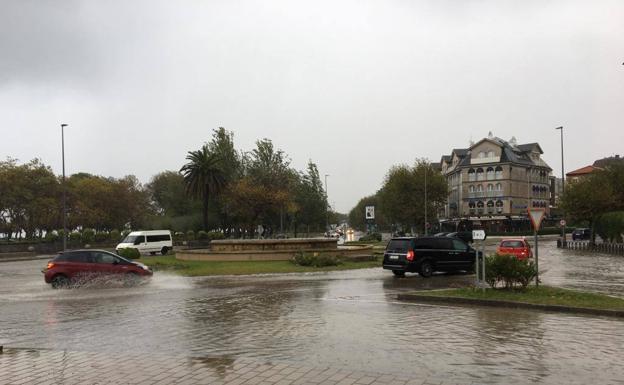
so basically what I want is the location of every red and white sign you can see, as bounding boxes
[560,219,566,227]
[528,208,546,230]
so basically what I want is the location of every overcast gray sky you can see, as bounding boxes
[1,0,623,212]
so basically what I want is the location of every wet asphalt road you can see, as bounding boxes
[1,242,623,384]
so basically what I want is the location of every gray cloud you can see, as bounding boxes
[1,0,623,212]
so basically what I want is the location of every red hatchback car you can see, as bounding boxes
[496,239,533,260]
[43,249,153,288]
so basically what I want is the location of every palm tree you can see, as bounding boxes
[180,145,225,231]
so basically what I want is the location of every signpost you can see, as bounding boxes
[472,229,486,287]
[528,208,546,287]
[365,206,375,234]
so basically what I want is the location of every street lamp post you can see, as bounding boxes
[555,126,565,245]
[61,123,68,251]
[424,165,428,235]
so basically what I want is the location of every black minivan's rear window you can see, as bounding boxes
[386,239,412,253]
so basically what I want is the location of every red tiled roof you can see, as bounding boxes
[566,165,602,177]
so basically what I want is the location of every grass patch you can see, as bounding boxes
[423,286,624,311]
[138,254,380,276]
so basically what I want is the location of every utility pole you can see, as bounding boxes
[556,126,566,245]
[61,123,68,251]
[424,165,428,235]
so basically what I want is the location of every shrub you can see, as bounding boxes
[485,254,537,289]
[94,231,108,242]
[56,229,65,242]
[44,231,59,242]
[359,232,382,242]
[69,231,82,242]
[82,228,96,243]
[291,252,342,267]
[186,230,195,241]
[109,229,121,242]
[118,248,141,259]
[208,231,225,240]
[173,232,185,242]
[197,230,208,240]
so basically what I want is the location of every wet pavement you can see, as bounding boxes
[1,241,623,384]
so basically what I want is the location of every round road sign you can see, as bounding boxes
[560,219,566,227]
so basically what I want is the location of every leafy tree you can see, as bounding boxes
[595,211,624,243]
[292,161,327,235]
[348,194,388,232]
[0,158,60,239]
[180,145,225,231]
[377,159,447,234]
[147,171,198,216]
[207,127,242,235]
[561,172,616,244]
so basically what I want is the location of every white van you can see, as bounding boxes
[116,230,173,255]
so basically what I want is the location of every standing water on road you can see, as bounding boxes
[1,246,623,384]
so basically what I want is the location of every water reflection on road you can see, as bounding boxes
[0,241,623,384]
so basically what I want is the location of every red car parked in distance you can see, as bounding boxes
[496,239,533,260]
[43,249,153,288]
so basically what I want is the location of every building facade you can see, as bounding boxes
[440,135,552,225]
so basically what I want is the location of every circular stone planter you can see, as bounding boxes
[176,238,374,261]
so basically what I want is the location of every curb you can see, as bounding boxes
[397,293,624,318]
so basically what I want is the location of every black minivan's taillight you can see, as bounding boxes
[406,250,415,261]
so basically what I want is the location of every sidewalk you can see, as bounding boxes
[0,347,479,385]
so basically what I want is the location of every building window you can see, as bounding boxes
[468,168,476,181]
[488,150,495,158]
[496,183,502,192]
[479,151,485,158]
[476,168,484,181]
[486,167,494,180]
[495,166,503,179]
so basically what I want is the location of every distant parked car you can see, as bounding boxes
[382,236,478,278]
[572,228,591,241]
[42,250,153,289]
[116,230,172,255]
[496,239,533,260]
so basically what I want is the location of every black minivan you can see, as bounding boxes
[382,237,478,277]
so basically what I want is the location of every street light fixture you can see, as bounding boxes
[61,124,68,251]
[555,126,566,245]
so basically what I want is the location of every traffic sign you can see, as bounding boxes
[560,219,566,227]
[528,208,546,231]
[365,206,375,220]
[472,229,486,241]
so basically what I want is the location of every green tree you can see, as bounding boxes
[207,127,242,235]
[147,171,197,216]
[180,145,225,231]
[242,139,294,231]
[561,172,617,244]
[348,194,388,232]
[0,158,61,239]
[292,161,327,235]
[378,159,447,234]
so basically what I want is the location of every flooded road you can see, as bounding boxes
[1,241,623,384]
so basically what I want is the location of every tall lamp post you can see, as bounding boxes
[555,126,565,245]
[61,124,68,251]
[324,174,330,232]
[424,165,428,235]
